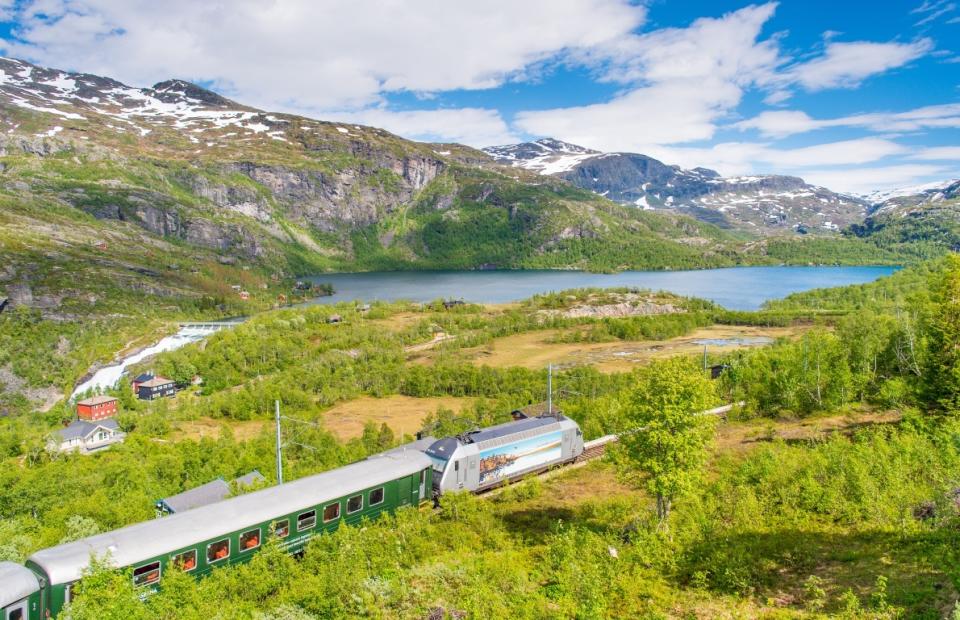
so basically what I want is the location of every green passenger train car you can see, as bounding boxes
[3,450,432,620]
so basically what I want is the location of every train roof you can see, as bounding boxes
[28,450,431,585]
[0,561,40,607]
[467,415,564,444]
[425,415,577,459]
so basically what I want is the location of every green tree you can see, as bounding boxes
[922,253,960,411]
[613,357,716,526]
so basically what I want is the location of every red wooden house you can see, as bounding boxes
[76,395,119,421]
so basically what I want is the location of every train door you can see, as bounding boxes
[398,476,411,506]
[5,599,28,620]
[418,470,426,500]
[562,430,572,458]
[455,459,464,488]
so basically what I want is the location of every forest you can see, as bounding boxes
[1,255,959,618]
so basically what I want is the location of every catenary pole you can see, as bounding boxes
[547,364,553,415]
[275,400,283,485]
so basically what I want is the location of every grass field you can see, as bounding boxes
[320,394,478,440]
[171,417,269,442]
[455,324,807,372]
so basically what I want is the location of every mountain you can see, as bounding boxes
[0,55,918,314]
[847,179,960,255]
[0,56,782,317]
[863,179,960,213]
[484,139,868,233]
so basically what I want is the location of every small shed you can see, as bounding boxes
[137,376,176,401]
[327,314,342,324]
[156,470,266,514]
[76,395,118,421]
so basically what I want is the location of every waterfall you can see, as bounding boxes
[69,322,237,399]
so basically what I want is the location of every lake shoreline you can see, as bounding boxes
[307,265,900,311]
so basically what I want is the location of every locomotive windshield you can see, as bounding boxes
[424,437,457,474]
[428,455,448,473]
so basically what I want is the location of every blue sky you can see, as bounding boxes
[0,0,957,193]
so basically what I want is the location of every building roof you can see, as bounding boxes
[28,450,432,585]
[132,372,154,383]
[139,376,174,388]
[159,471,266,513]
[58,418,120,441]
[0,561,40,606]
[76,395,118,406]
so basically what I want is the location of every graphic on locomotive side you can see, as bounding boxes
[478,431,562,483]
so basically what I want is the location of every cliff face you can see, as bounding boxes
[0,56,460,262]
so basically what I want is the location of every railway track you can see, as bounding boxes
[548,402,741,472]
[466,402,741,498]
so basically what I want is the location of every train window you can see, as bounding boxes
[172,549,197,572]
[297,510,317,531]
[240,528,261,552]
[9,608,24,620]
[273,519,290,538]
[207,538,230,563]
[323,502,340,522]
[369,487,384,505]
[347,494,363,514]
[132,561,161,587]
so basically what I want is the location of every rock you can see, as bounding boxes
[6,282,33,306]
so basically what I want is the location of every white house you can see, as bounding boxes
[51,418,126,454]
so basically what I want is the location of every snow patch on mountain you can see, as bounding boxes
[483,138,600,174]
[485,137,868,233]
[862,179,960,205]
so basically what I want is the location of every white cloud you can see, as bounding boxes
[735,104,960,138]
[800,164,954,195]
[781,39,933,91]
[912,0,957,26]
[515,79,742,150]
[515,4,779,150]
[514,3,935,163]
[908,146,960,160]
[641,138,907,177]
[577,2,781,86]
[0,0,646,112]
[334,107,521,147]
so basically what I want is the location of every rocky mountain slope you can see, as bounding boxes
[847,179,960,255]
[484,139,868,234]
[0,56,917,315]
[0,56,777,316]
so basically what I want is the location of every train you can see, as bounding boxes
[0,412,584,619]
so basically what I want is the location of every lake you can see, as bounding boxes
[308,265,898,311]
